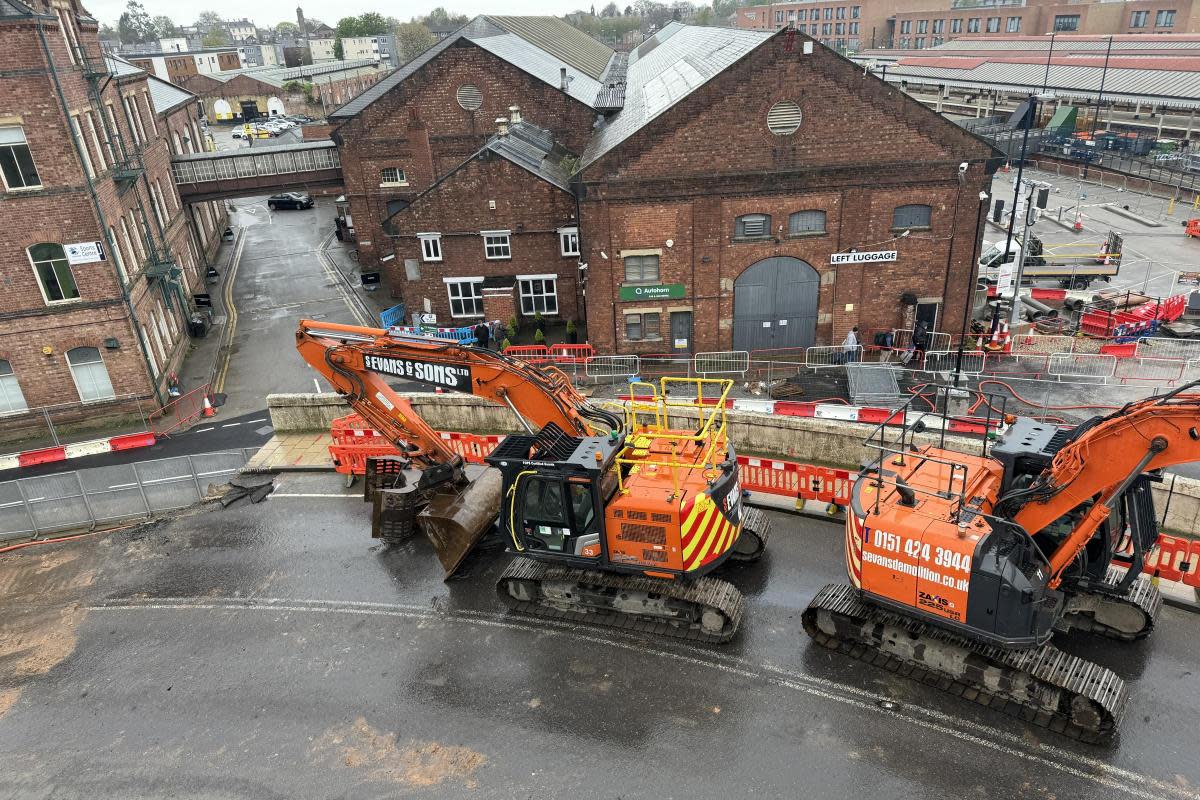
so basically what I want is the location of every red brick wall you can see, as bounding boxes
[0,8,222,414]
[580,35,995,354]
[387,154,582,324]
[335,40,596,266]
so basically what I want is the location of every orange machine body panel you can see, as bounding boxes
[604,432,743,576]
[850,448,1003,625]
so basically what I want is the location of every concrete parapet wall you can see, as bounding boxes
[265,393,1200,534]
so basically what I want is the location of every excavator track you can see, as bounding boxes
[803,583,1128,743]
[727,506,772,562]
[497,557,745,643]
[1064,567,1163,642]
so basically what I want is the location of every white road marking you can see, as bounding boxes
[221,422,242,427]
[267,493,356,498]
[194,427,215,433]
[107,483,137,490]
[247,418,267,423]
[86,596,1197,800]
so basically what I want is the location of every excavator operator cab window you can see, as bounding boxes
[518,474,601,557]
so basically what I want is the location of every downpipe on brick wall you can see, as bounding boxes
[37,22,164,408]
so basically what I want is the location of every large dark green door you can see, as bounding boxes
[732,257,819,351]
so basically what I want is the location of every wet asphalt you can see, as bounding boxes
[1,474,1198,800]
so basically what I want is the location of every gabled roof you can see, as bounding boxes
[580,23,772,168]
[0,0,37,17]
[147,74,194,114]
[329,15,615,120]
[386,121,572,229]
[103,54,146,78]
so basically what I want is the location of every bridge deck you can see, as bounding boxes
[171,140,342,202]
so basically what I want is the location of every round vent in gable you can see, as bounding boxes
[767,101,802,136]
[456,84,483,111]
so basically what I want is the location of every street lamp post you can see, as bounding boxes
[952,190,990,387]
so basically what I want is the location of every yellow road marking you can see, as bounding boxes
[213,231,246,395]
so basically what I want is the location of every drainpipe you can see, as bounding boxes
[37,21,163,407]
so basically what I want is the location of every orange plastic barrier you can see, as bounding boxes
[547,343,596,364]
[331,413,386,445]
[330,442,401,475]
[438,431,502,464]
[502,345,551,364]
[736,456,852,510]
[1140,534,1200,587]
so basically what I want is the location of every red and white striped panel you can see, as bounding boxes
[0,431,157,472]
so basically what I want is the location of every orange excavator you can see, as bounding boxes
[804,383,1200,741]
[296,320,770,641]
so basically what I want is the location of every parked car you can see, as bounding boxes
[268,192,314,210]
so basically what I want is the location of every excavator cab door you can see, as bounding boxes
[514,474,602,559]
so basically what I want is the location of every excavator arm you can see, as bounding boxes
[1007,380,1200,586]
[295,319,620,470]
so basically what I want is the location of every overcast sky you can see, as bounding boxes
[85,0,587,28]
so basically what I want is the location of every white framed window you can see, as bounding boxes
[623,254,660,283]
[559,227,579,257]
[70,115,93,178]
[0,126,42,190]
[84,112,107,172]
[66,347,115,403]
[27,243,80,304]
[142,92,158,136]
[142,325,158,377]
[418,233,442,262]
[0,360,28,415]
[445,278,484,318]
[625,311,662,342]
[482,230,511,260]
[380,166,407,186]
[518,275,558,315]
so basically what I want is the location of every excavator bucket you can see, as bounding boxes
[417,467,503,578]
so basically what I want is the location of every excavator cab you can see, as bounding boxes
[486,423,624,565]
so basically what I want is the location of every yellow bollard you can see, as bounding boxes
[1194,194,1199,210]
[1169,196,1176,215]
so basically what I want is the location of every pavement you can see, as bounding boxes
[0,476,1198,799]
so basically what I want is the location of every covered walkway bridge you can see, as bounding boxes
[170,140,343,203]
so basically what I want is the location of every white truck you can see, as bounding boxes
[978,231,1122,290]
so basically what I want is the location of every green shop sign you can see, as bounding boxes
[619,283,685,301]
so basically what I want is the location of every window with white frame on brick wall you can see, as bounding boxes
[482,230,511,260]
[380,166,407,186]
[558,227,579,257]
[445,277,484,318]
[418,232,442,262]
[0,126,43,191]
[518,275,558,315]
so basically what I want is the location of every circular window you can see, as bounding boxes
[767,101,802,136]
[456,84,483,111]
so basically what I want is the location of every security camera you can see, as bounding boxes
[958,162,969,174]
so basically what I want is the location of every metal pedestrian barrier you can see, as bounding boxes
[584,355,639,380]
[922,350,985,375]
[0,448,258,543]
[1048,353,1118,380]
[806,345,863,368]
[695,350,749,377]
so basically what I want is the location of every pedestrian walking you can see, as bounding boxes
[910,319,930,365]
[490,319,503,347]
[840,326,859,364]
[474,321,491,350]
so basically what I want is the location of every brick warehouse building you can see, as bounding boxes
[0,0,226,426]
[329,18,997,350]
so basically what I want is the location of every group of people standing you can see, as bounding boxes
[472,320,504,350]
[840,320,930,364]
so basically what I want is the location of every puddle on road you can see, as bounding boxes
[312,716,487,789]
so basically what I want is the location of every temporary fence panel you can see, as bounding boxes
[1010,334,1076,356]
[805,345,863,368]
[891,329,950,354]
[695,351,749,376]
[634,354,690,378]
[1048,352,1118,379]
[983,353,1051,376]
[546,344,596,365]
[1135,337,1200,362]
[922,350,985,375]
[0,449,254,542]
[502,345,551,364]
[1113,357,1186,385]
[585,355,640,379]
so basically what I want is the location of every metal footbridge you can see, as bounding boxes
[170,140,343,203]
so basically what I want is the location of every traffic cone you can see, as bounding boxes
[1001,162,1011,173]
[202,395,216,417]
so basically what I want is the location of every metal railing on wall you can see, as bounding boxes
[0,448,258,543]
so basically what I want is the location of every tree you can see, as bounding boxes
[202,29,231,46]
[356,12,391,35]
[394,21,436,64]
[624,5,633,15]
[195,10,223,33]
[425,7,468,27]
[117,0,153,43]
[601,2,620,16]
[333,38,344,59]
[274,21,299,37]
[151,15,177,37]
[693,6,713,25]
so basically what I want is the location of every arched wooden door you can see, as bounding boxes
[732,257,820,351]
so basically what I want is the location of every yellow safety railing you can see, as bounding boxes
[613,377,733,499]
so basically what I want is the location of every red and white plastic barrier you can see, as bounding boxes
[0,431,157,472]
